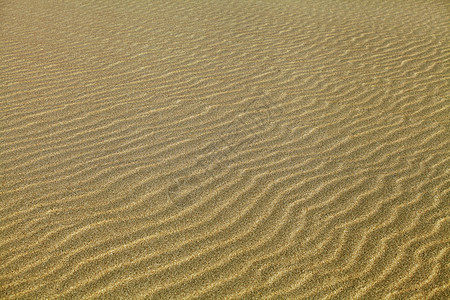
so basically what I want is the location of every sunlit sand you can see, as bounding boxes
[1,0,449,299]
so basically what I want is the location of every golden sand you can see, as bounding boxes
[1,0,449,299]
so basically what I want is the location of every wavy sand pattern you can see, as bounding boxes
[1,0,449,299]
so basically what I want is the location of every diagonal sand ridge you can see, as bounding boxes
[1,0,449,299]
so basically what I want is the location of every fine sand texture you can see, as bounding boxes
[1,0,449,299]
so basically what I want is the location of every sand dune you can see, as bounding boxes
[1,0,449,299]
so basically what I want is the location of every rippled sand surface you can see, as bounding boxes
[1,0,449,299]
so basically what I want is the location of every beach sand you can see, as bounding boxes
[1,0,449,299]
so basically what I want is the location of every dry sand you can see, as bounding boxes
[1,0,449,299]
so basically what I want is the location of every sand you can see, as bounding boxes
[1,0,449,299]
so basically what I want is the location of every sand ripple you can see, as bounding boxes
[1,0,449,299]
